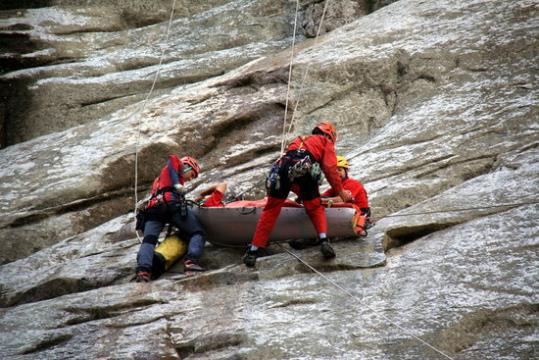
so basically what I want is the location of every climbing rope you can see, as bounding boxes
[133,0,178,242]
[374,200,539,221]
[280,0,300,155]
[281,0,332,150]
[384,200,539,216]
[276,243,455,360]
[272,199,539,358]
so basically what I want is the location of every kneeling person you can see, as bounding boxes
[135,155,206,282]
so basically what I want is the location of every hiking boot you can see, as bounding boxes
[136,270,151,283]
[184,259,205,272]
[320,240,336,259]
[243,249,258,268]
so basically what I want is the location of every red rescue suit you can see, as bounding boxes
[322,177,369,209]
[201,190,225,207]
[251,135,343,248]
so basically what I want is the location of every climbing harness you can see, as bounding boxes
[265,147,323,194]
[135,185,187,233]
[276,243,455,360]
[286,150,321,182]
[133,0,178,242]
[177,193,188,219]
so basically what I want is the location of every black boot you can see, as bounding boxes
[243,249,258,268]
[320,239,336,259]
[135,269,152,282]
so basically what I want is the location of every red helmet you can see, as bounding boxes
[313,121,337,143]
[181,156,201,177]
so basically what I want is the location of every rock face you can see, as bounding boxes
[0,0,302,147]
[0,0,538,359]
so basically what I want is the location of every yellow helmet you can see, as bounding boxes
[336,155,349,169]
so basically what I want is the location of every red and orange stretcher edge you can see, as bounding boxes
[192,198,367,247]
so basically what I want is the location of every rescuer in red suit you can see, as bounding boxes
[242,121,353,267]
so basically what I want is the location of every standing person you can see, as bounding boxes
[243,121,353,267]
[135,155,206,282]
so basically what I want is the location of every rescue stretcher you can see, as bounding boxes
[192,198,367,247]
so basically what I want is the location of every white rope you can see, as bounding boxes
[134,0,178,242]
[280,0,301,155]
[276,243,455,360]
[282,0,332,146]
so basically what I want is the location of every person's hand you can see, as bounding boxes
[338,189,353,202]
[324,198,334,207]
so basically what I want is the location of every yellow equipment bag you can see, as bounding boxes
[154,234,188,270]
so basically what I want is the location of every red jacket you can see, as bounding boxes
[147,154,185,207]
[201,190,225,207]
[288,135,343,193]
[322,177,369,208]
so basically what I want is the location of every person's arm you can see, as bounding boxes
[321,182,354,206]
[167,155,183,187]
[319,143,352,202]
[321,190,352,206]
[199,182,227,196]
[196,182,227,201]
[320,143,343,194]
[214,182,227,194]
[198,186,216,198]
[321,196,339,207]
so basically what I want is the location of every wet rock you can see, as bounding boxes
[0,194,132,264]
[370,0,400,11]
[0,0,300,145]
[302,0,369,38]
[0,0,537,359]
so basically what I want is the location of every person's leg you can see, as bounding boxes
[244,161,290,267]
[251,196,287,248]
[244,196,288,267]
[289,187,326,250]
[303,197,327,235]
[169,206,206,270]
[298,174,327,236]
[136,219,164,280]
[299,176,335,258]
